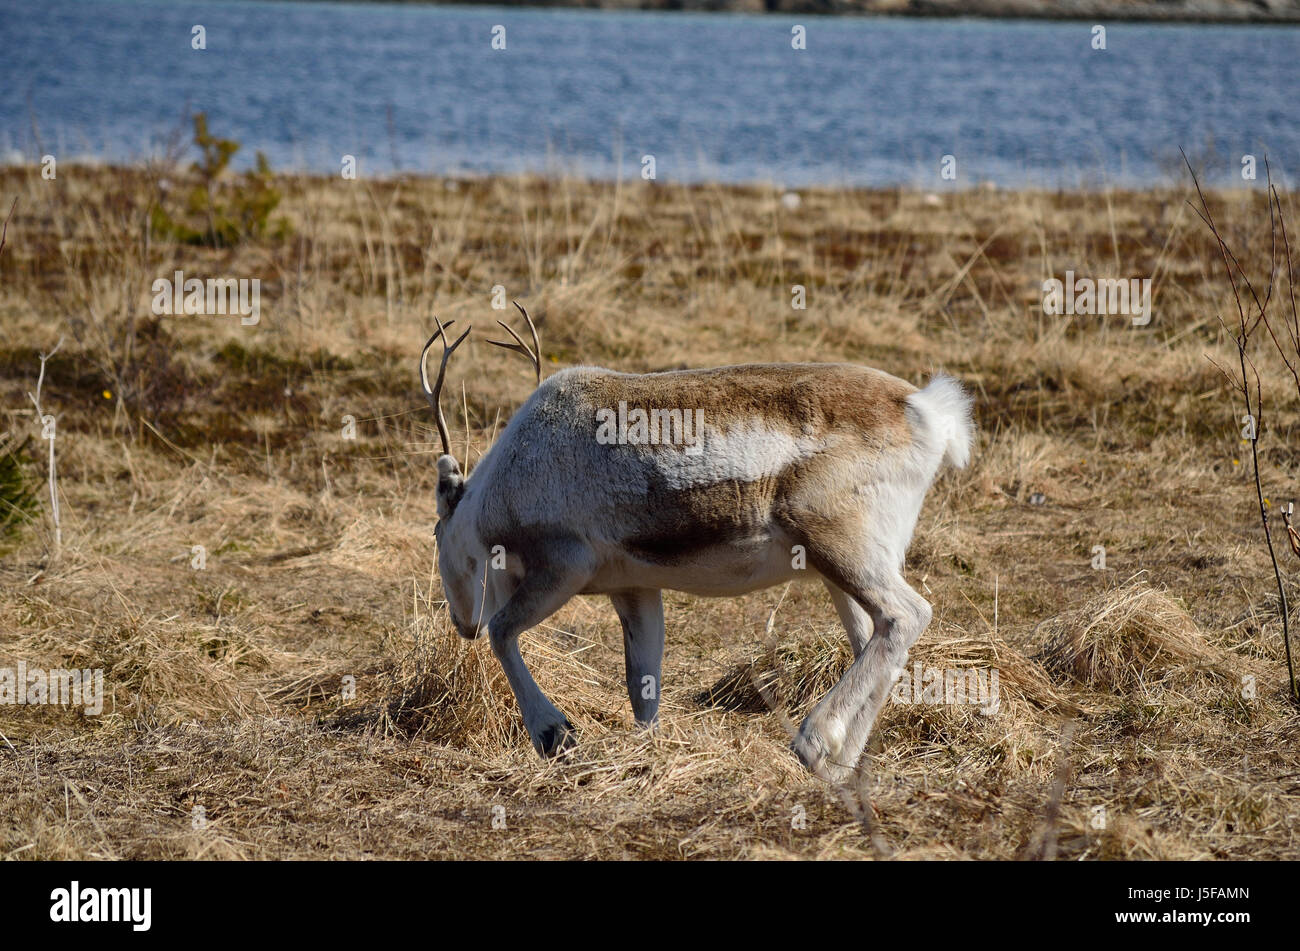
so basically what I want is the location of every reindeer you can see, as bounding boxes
[421,304,974,781]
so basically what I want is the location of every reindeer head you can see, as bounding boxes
[420,304,541,639]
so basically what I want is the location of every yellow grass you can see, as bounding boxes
[0,165,1298,859]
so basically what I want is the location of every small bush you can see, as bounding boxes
[0,434,37,549]
[151,113,288,247]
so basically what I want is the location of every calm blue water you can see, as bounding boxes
[1,0,1297,187]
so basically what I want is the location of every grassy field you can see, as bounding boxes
[1,163,1298,860]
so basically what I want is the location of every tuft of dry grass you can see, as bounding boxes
[697,630,851,714]
[1036,575,1240,693]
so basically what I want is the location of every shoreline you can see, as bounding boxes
[294,0,1300,26]
[0,161,1261,195]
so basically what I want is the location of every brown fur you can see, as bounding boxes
[574,362,916,444]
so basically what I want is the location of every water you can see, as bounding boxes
[2,0,1297,187]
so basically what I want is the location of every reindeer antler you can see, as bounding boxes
[420,317,472,457]
[487,301,542,387]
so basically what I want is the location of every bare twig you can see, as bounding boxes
[0,197,15,259]
[27,336,65,554]
[1186,152,1297,702]
[1022,719,1076,860]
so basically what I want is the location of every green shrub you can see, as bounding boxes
[151,113,289,247]
[0,435,37,549]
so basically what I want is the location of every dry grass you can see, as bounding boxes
[1,164,1299,859]
[1036,575,1244,693]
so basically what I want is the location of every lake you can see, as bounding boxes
[1,0,1297,187]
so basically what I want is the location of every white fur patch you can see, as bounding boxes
[648,421,825,489]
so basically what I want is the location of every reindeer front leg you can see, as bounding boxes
[610,589,665,726]
[487,536,596,758]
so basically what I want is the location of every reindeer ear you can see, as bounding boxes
[436,454,465,518]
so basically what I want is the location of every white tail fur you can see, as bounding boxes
[906,373,975,470]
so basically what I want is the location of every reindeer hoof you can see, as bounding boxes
[532,717,576,758]
[793,717,846,779]
[791,729,829,775]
